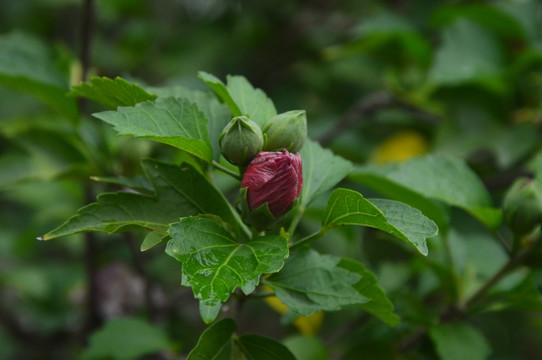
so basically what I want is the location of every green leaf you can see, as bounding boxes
[90,175,153,194]
[0,32,78,119]
[265,249,384,317]
[140,231,167,251]
[166,217,289,323]
[71,76,157,108]
[322,189,437,255]
[187,319,297,360]
[81,317,170,360]
[350,154,502,230]
[187,318,236,360]
[198,71,242,117]
[283,335,328,360]
[43,159,242,240]
[236,335,297,360]
[429,19,504,90]
[429,322,491,360]
[300,139,353,207]
[338,258,400,326]
[148,85,231,160]
[93,97,213,162]
[199,71,277,126]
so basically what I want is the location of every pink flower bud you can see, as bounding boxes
[241,150,303,217]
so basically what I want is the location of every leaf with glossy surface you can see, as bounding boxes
[350,154,502,230]
[300,139,353,207]
[323,189,436,255]
[0,32,78,119]
[81,317,170,360]
[264,249,370,315]
[199,72,277,126]
[43,160,242,239]
[429,323,491,360]
[187,318,236,360]
[71,76,156,108]
[166,217,289,323]
[93,97,212,162]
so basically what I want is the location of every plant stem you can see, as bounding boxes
[460,242,534,310]
[398,239,536,354]
[211,160,241,181]
[287,205,305,239]
[290,229,326,252]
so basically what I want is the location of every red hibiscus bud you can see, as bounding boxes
[241,150,303,228]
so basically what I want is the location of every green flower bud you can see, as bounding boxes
[262,110,307,153]
[219,116,264,166]
[503,178,542,237]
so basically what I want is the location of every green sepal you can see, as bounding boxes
[239,187,297,230]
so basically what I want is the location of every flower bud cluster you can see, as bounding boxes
[218,110,307,229]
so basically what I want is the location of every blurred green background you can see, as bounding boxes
[1,0,541,359]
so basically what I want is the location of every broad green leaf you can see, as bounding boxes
[71,76,156,108]
[199,71,277,126]
[187,318,236,360]
[166,217,289,323]
[90,175,153,194]
[432,3,525,40]
[93,97,213,162]
[81,317,170,360]
[350,154,502,230]
[370,199,438,256]
[300,139,353,207]
[338,258,400,326]
[187,319,297,360]
[323,189,437,255]
[198,71,242,117]
[429,322,491,360]
[43,159,242,239]
[236,335,296,360]
[283,335,328,360]
[0,32,78,119]
[148,85,231,160]
[265,249,380,317]
[429,19,504,90]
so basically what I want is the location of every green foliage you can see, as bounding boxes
[43,160,243,240]
[351,154,502,230]
[167,217,288,323]
[187,318,296,360]
[71,76,157,108]
[322,188,437,255]
[93,97,213,162]
[81,317,171,360]
[0,32,78,119]
[429,322,491,360]
[2,1,542,359]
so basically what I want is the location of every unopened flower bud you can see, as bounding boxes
[262,110,307,153]
[503,178,542,237]
[219,116,264,166]
[240,150,303,229]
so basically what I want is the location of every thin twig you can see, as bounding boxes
[318,92,439,146]
[211,160,242,181]
[398,241,535,354]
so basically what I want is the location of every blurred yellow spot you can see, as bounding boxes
[370,130,428,164]
[262,285,324,336]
